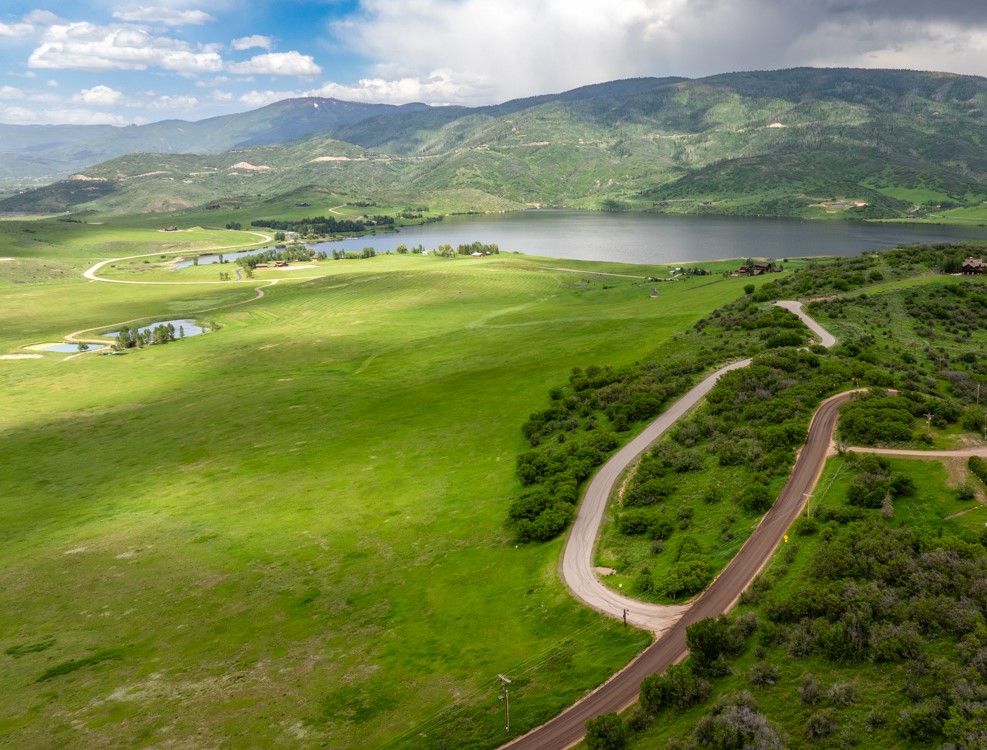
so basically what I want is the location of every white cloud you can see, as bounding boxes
[210,90,234,102]
[46,79,59,87]
[24,11,61,26]
[231,35,272,51]
[28,21,224,74]
[0,85,62,104]
[0,105,37,123]
[148,94,200,110]
[228,51,321,76]
[72,85,125,106]
[310,69,487,105]
[324,0,987,105]
[195,76,231,87]
[0,21,34,37]
[239,89,298,108]
[0,10,61,37]
[113,6,215,26]
[0,104,129,125]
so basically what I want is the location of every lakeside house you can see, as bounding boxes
[737,261,781,276]
[962,257,984,275]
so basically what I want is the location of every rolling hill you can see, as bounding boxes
[5,67,987,219]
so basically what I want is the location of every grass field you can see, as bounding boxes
[0,217,755,748]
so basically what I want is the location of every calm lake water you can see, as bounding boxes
[184,211,987,267]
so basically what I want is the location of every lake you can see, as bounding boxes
[183,211,987,268]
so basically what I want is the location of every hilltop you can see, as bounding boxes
[4,68,987,220]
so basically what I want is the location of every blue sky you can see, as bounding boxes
[2,0,987,125]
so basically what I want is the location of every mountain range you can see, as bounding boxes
[4,68,987,219]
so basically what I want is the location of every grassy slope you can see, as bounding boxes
[0,219,745,748]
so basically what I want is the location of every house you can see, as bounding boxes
[962,257,984,275]
[737,262,781,276]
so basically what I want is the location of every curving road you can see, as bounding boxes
[504,301,840,750]
[559,359,750,633]
[774,300,836,347]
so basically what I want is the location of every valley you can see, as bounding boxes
[4,65,987,750]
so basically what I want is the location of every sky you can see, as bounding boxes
[2,0,987,126]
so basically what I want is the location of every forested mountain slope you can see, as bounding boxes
[5,68,987,218]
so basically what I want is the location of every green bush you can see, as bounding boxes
[585,712,626,750]
[970,455,987,485]
[640,663,711,713]
[737,484,773,514]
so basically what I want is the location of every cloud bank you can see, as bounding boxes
[323,0,987,104]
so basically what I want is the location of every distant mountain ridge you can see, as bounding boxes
[0,98,432,187]
[5,68,987,220]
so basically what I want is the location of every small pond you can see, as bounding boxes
[43,343,107,353]
[101,319,209,338]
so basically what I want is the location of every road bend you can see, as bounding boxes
[504,301,840,750]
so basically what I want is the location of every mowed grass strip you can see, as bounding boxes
[0,249,740,748]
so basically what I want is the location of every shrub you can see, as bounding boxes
[693,691,786,750]
[584,713,626,750]
[640,663,711,713]
[737,484,773,514]
[792,516,817,535]
[804,708,837,739]
[826,681,857,707]
[617,509,654,535]
[956,482,976,502]
[971,456,987,486]
[747,662,780,687]
[798,673,821,705]
[650,516,674,540]
[686,617,743,674]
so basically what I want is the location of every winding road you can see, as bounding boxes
[504,300,845,750]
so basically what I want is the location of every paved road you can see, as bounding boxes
[506,389,852,750]
[774,300,836,347]
[503,300,838,750]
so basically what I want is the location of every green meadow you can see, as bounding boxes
[0,218,755,748]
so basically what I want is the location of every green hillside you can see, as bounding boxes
[5,68,987,219]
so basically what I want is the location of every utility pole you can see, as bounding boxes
[925,413,934,436]
[623,608,628,626]
[498,674,511,736]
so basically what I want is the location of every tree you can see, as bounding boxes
[76,342,90,352]
[585,713,626,750]
[744,284,756,295]
[273,231,286,242]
